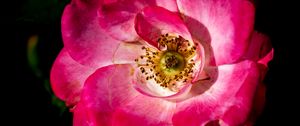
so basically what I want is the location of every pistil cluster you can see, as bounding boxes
[135,33,198,91]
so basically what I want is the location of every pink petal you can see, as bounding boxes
[257,49,273,82]
[221,69,260,125]
[50,48,95,107]
[177,0,255,65]
[73,102,91,126]
[155,0,179,12]
[112,96,175,125]
[79,64,175,125]
[79,65,137,126]
[245,32,273,80]
[62,3,121,68]
[112,42,145,64]
[246,32,273,65]
[172,60,260,125]
[135,6,193,47]
[244,83,266,125]
[72,0,101,9]
[98,0,178,42]
[258,49,274,68]
[254,84,266,116]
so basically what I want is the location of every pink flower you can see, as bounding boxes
[51,0,273,125]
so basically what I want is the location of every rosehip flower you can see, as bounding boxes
[51,0,273,126]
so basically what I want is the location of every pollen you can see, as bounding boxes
[135,33,198,91]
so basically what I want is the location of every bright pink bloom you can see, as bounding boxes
[51,0,273,125]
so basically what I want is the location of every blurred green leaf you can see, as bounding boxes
[27,35,42,77]
[44,79,51,94]
[27,35,67,113]
[52,95,67,116]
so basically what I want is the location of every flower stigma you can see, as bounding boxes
[135,33,200,92]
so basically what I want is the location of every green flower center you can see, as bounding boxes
[160,51,185,75]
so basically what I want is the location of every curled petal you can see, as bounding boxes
[246,32,273,80]
[173,60,260,125]
[257,48,273,82]
[258,49,274,68]
[177,0,255,65]
[80,64,175,125]
[135,6,193,47]
[50,48,95,107]
[246,31,273,66]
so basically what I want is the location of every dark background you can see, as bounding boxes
[15,0,297,125]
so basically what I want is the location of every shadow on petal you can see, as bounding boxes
[180,15,219,99]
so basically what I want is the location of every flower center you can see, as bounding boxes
[135,33,198,92]
[164,54,179,69]
[160,51,184,73]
